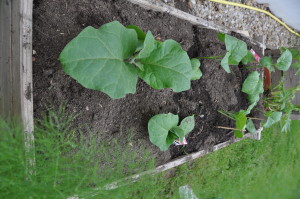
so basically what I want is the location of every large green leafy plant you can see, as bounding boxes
[59,21,202,99]
[148,113,195,151]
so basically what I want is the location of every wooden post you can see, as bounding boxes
[0,0,35,175]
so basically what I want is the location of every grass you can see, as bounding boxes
[130,120,300,199]
[1,107,300,198]
[0,107,157,199]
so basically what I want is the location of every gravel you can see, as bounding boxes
[157,0,300,49]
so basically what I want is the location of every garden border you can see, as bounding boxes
[1,0,265,185]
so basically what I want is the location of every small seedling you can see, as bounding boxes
[59,21,202,99]
[217,110,258,138]
[148,113,195,151]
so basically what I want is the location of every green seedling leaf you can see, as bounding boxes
[233,130,244,138]
[247,93,260,104]
[260,56,275,72]
[126,25,146,40]
[242,71,263,95]
[126,25,146,52]
[242,51,255,65]
[234,111,247,131]
[190,58,202,80]
[148,113,179,151]
[136,31,157,59]
[179,115,195,135]
[220,34,248,73]
[282,47,300,60]
[148,113,195,151]
[218,32,225,42]
[275,49,292,71]
[221,52,231,73]
[170,126,185,142]
[264,111,282,128]
[166,132,179,146]
[59,21,138,99]
[246,119,256,134]
[138,40,193,92]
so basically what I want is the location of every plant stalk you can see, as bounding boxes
[196,55,224,59]
[215,126,240,131]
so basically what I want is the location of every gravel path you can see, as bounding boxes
[158,0,300,49]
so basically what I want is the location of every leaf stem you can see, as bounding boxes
[215,126,240,131]
[247,117,264,121]
[196,55,224,59]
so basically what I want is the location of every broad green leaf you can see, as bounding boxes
[242,71,262,95]
[221,52,231,73]
[179,115,195,135]
[264,112,282,128]
[242,51,255,65]
[166,132,178,145]
[126,25,146,40]
[220,34,248,73]
[190,58,202,80]
[218,32,225,42]
[246,119,256,134]
[234,130,244,138]
[138,40,193,92]
[225,35,248,65]
[136,31,157,59]
[126,25,146,52]
[148,113,179,151]
[59,21,138,99]
[260,56,275,72]
[234,111,247,131]
[275,49,292,71]
[282,47,300,60]
[247,94,260,104]
[170,126,185,142]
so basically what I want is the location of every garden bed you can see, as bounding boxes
[32,0,263,165]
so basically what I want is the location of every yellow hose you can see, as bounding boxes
[206,0,300,37]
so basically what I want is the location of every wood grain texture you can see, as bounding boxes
[127,0,265,49]
[0,0,13,119]
[0,0,35,174]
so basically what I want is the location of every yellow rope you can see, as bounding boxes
[206,0,300,37]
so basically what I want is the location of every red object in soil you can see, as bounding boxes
[263,67,271,91]
[250,49,271,91]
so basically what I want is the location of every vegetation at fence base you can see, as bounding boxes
[0,107,157,199]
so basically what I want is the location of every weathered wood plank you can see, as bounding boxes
[0,0,13,119]
[127,0,265,49]
[0,0,35,175]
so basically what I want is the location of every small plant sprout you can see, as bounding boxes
[148,113,195,151]
[217,110,259,138]
[264,75,300,132]
[59,21,202,99]
[198,33,254,73]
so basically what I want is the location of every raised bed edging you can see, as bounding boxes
[4,0,265,186]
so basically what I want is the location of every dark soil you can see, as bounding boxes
[33,0,263,166]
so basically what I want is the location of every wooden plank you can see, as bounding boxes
[127,0,265,49]
[0,0,35,175]
[0,0,13,119]
[99,129,262,191]
[19,0,35,175]
[284,67,300,106]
